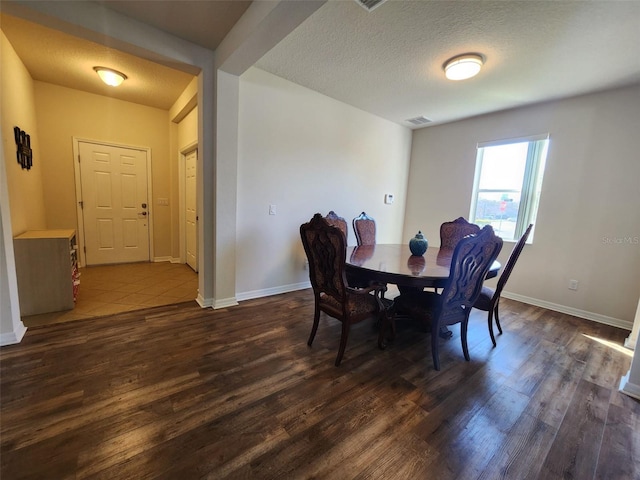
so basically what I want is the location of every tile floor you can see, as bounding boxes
[22,262,199,328]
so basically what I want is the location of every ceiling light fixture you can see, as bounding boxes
[443,54,484,81]
[93,66,127,87]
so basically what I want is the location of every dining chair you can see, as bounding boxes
[439,217,480,249]
[353,211,376,246]
[300,213,387,366]
[325,210,348,241]
[474,223,533,347]
[384,225,503,370]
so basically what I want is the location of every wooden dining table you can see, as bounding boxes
[346,243,501,342]
[346,243,501,290]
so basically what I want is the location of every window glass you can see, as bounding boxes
[470,136,549,241]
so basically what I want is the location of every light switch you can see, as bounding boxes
[269,204,277,215]
[384,194,394,204]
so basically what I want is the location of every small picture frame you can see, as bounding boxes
[14,126,33,170]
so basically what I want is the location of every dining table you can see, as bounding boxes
[346,243,501,290]
[346,243,501,343]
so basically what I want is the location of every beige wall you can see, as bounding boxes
[236,67,412,297]
[33,82,173,258]
[178,107,198,149]
[405,85,640,324]
[1,32,46,235]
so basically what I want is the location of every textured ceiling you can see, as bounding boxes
[95,0,252,51]
[0,13,196,110]
[0,0,251,110]
[256,0,640,128]
[2,1,639,125]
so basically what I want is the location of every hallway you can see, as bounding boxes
[22,262,198,327]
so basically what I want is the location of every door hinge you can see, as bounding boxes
[79,201,84,209]
[83,246,86,253]
[78,154,81,163]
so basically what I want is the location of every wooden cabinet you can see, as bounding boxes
[13,229,79,316]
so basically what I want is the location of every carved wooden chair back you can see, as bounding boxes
[324,211,348,242]
[301,214,349,305]
[353,212,376,246]
[440,226,504,323]
[439,217,481,249]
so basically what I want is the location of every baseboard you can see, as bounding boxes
[195,281,310,310]
[0,323,27,346]
[619,371,640,401]
[501,291,633,331]
[153,257,183,264]
[213,297,239,309]
[624,334,638,350]
[196,293,211,308]
[236,281,311,302]
[195,294,238,310]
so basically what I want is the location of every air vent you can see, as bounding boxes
[354,0,389,12]
[406,116,432,126]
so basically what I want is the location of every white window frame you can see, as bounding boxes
[469,133,549,242]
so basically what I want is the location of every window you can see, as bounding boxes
[469,134,549,242]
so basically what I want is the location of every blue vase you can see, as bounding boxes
[409,231,428,256]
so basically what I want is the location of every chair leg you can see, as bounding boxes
[488,308,497,348]
[307,305,320,346]
[335,321,351,366]
[494,298,503,335]
[461,319,470,361]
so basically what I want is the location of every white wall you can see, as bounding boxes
[236,67,412,298]
[405,85,640,326]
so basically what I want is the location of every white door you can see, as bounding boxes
[185,150,198,271]
[79,142,150,265]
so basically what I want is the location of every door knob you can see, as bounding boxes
[141,203,147,208]
[139,211,147,216]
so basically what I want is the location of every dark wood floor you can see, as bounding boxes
[1,290,638,479]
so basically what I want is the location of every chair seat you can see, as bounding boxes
[320,291,379,317]
[473,286,495,311]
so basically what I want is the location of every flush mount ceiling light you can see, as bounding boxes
[443,54,484,81]
[93,66,127,87]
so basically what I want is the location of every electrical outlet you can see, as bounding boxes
[568,279,579,290]
[269,204,277,215]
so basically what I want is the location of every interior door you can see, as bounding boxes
[185,149,198,272]
[79,142,150,265]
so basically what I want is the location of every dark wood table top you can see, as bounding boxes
[346,244,500,289]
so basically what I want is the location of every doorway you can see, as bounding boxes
[185,149,198,272]
[74,140,152,266]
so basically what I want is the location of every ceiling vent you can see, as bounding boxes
[406,116,432,127]
[354,0,389,12]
